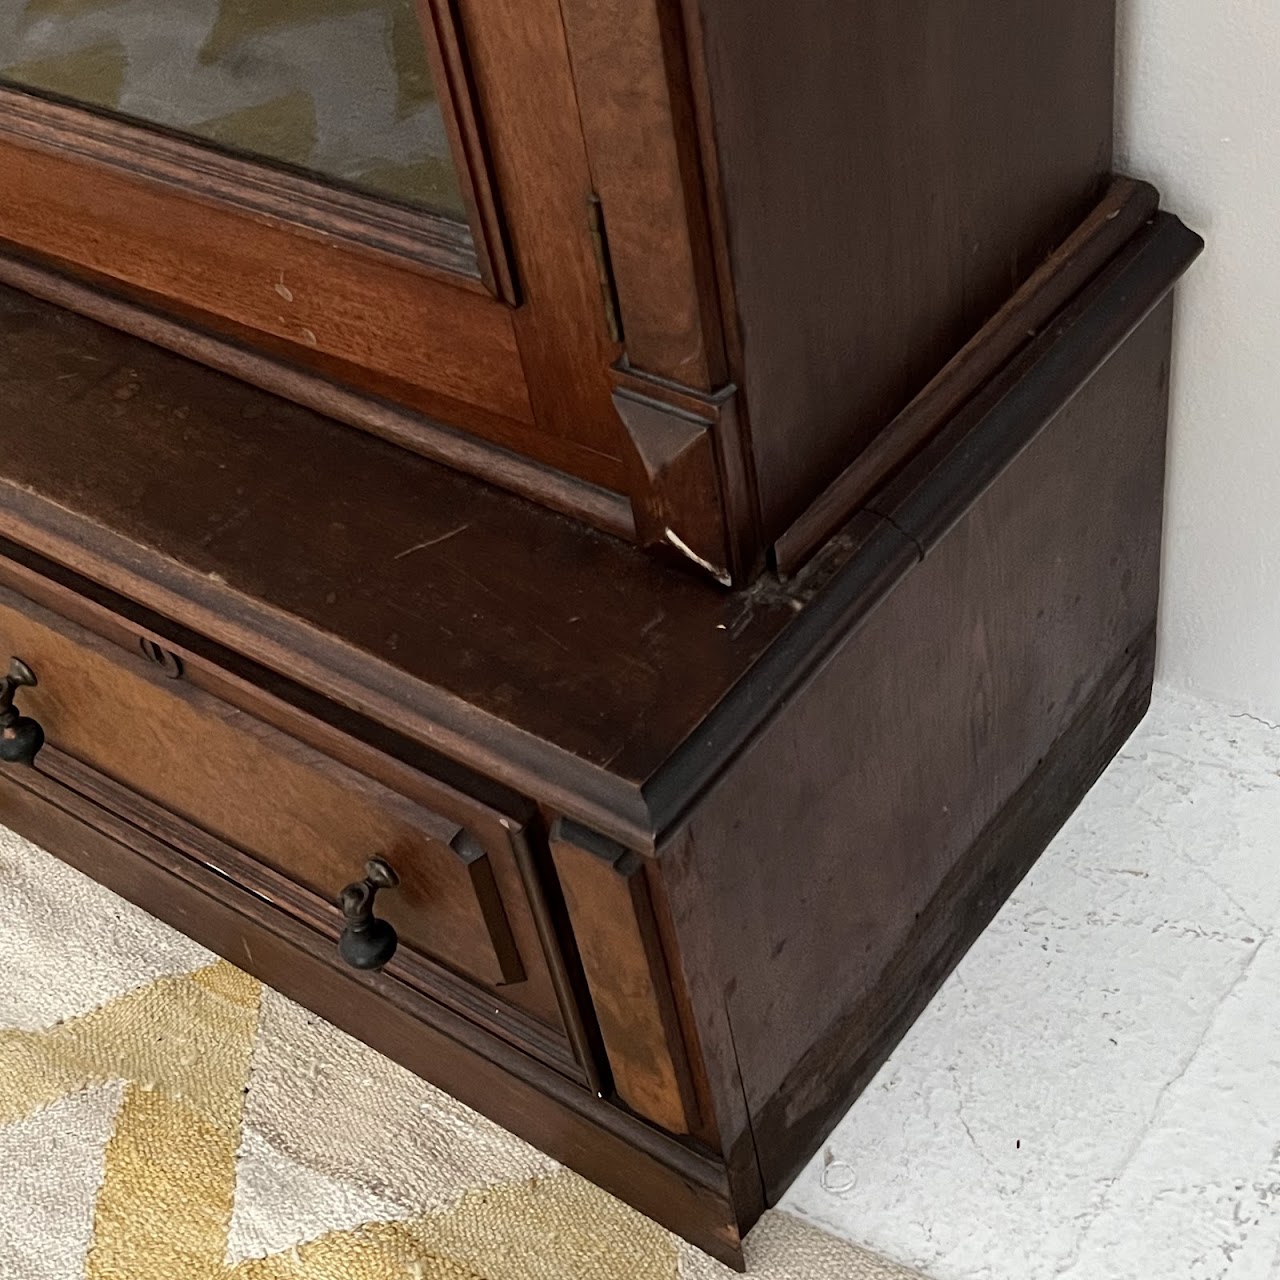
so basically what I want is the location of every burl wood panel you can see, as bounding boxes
[691,0,1116,539]
[0,583,567,1025]
[559,0,726,390]
[551,820,697,1134]
[662,297,1174,1200]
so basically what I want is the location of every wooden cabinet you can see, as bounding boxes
[0,1,1201,1269]
[2,0,1117,583]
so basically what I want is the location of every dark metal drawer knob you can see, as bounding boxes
[0,658,44,767]
[338,857,400,971]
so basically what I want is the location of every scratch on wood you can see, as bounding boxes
[394,524,470,560]
[533,624,572,654]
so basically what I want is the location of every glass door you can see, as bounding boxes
[0,0,466,217]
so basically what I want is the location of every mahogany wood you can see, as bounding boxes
[0,131,532,419]
[0,249,635,534]
[0,3,630,509]
[0,85,484,284]
[559,0,727,391]
[687,0,1119,543]
[0,537,610,1089]
[452,0,623,464]
[0,42,1203,1260]
[660,296,1176,1201]
[0,198,1202,843]
[0,278,801,842]
[415,0,518,301]
[773,178,1163,574]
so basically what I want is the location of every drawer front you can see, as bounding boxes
[0,583,576,1062]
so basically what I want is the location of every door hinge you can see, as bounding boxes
[587,194,624,345]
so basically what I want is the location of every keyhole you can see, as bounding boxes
[138,637,184,679]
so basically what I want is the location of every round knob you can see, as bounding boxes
[337,858,400,971]
[0,658,44,767]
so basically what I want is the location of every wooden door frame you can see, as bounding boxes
[0,0,633,506]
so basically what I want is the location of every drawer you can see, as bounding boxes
[0,581,584,1074]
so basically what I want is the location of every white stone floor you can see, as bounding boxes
[781,686,1280,1280]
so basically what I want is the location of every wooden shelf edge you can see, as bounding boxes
[0,190,1202,852]
[645,199,1203,840]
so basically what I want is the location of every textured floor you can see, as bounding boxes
[783,686,1280,1280]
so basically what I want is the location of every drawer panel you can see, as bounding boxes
[0,582,576,1060]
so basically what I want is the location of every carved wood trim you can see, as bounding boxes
[613,367,762,585]
[450,829,526,985]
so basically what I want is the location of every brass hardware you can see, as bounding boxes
[337,857,400,971]
[0,658,44,767]
[588,194,624,345]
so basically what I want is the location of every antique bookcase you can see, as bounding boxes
[0,0,1200,1267]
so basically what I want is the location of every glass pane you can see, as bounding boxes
[0,0,466,218]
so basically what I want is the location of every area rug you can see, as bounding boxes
[0,825,923,1280]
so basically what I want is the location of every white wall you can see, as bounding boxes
[1116,1,1280,720]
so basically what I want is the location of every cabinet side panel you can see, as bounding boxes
[689,0,1116,538]
[664,299,1172,1199]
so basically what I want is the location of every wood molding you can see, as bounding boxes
[613,367,762,584]
[0,137,536,423]
[0,250,636,542]
[0,205,1200,851]
[417,0,519,300]
[614,388,731,585]
[38,745,579,1076]
[0,537,607,1090]
[450,829,526,986]
[646,209,1203,836]
[0,85,483,286]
